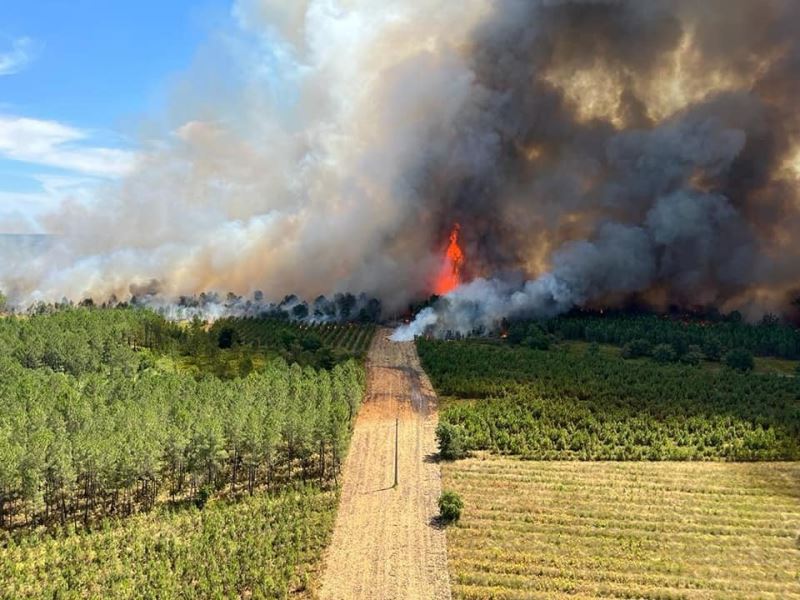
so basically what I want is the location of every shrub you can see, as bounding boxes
[524,324,551,350]
[507,322,550,349]
[622,338,652,359]
[687,344,703,357]
[436,422,467,460]
[300,333,322,351]
[438,490,463,523]
[725,349,754,372]
[239,356,254,377]
[217,327,237,349]
[506,322,528,345]
[653,344,677,364]
[195,485,213,510]
[524,334,550,351]
[681,349,704,366]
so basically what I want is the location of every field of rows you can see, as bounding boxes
[1,486,337,599]
[217,318,376,358]
[312,322,376,355]
[443,457,800,600]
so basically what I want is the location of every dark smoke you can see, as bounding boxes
[397,0,800,338]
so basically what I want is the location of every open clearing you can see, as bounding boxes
[443,457,800,600]
[319,331,451,600]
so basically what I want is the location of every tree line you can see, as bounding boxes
[539,313,800,359]
[9,289,384,325]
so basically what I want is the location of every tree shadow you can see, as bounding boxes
[366,485,396,494]
[423,452,442,464]
[429,515,449,530]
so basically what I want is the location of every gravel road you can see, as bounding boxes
[319,330,451,600]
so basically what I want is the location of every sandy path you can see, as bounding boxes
[318,330,451,600]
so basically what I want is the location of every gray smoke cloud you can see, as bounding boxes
[396,0,800,338]
[2,0,800,330]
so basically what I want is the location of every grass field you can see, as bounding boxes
[443,457,800,599]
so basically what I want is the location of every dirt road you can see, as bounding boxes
[319,330,451,600]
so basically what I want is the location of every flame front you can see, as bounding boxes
[433,224,465,295]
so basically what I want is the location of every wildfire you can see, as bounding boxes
[433,223,465,295]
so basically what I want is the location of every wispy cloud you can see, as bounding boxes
[0,116,136,178]
[0,37,40,76]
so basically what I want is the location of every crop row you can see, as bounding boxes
[443,458,800,600]
[1,486,336,600]
[315,323,376,354]
[215,317,375,358]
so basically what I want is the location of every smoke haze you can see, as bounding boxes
[3,1,800,331]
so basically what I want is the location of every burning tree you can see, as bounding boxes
[433,224,465,296]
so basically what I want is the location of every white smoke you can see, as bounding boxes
[0,0,491,311]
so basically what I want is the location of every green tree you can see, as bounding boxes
[438,490,463,523]
[0,307,370,530]
[436,423,466,460]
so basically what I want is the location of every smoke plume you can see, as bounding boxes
[2,1,800,331]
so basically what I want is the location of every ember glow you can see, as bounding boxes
[433,224,465,296]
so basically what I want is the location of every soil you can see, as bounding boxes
[318,330,451,600]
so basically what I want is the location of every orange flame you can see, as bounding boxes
[433,223,465,295]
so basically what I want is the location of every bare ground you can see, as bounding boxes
[318,330,451,600]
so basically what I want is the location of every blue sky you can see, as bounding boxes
[0,0,234,231]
